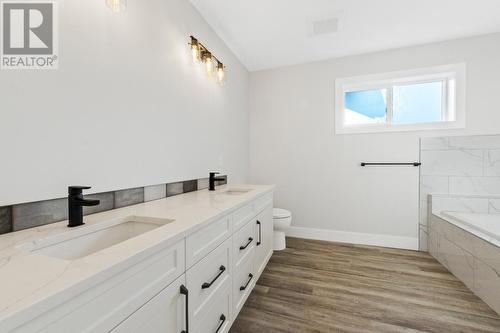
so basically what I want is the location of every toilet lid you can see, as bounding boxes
[273,208,291,219]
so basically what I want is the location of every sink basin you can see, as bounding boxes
[222,188,253,196]
[20,216,174,260]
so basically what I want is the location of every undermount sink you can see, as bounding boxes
[19,216,174,260]
[222,188,253,195]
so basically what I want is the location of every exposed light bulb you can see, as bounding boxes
[191,45,200,63]
[190,36,201,63]
[204,52,214,78]
[106,0,126,12]
[217,63,225,86]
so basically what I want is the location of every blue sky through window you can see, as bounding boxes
[344,81,443,126]
[393,81,443,124]
[345,89,387,125]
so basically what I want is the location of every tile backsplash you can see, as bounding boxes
[419,134,500,250]
[0,176,227,235]
[114,187,145,209]
[0,207,12,234]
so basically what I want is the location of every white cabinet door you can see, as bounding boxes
[233,252,255,317]
[192,281,232,333]
[111,274,187,333]
[254,204,273,277]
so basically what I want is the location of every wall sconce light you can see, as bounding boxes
[202,51,214,78]
[190,36,201,63]
[106,0,126,13]
[189,36,226,86]
[217,62,225,86]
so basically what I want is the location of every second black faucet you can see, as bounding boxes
[209,172,226,191]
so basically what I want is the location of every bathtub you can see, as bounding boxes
[429,211,500,314]
[440,211,500,248]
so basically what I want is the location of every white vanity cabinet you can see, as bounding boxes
[110,192,273,333]
[3,190,274,333]
[111,275,187,333]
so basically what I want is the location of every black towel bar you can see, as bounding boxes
[360,162,421,167]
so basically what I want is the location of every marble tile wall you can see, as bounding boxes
[419,134,500,250]
[0,176,227,234]
[429,194,500,215]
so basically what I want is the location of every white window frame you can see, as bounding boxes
[334,63,466,134]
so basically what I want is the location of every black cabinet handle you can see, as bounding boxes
[214,314,226,333]
[240,273,254,291]
[180,285,189,333]
[256,221,262,246]
[202,265,226,289]
[239,237,253,250]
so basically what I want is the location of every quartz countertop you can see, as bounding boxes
[0,184,274,328]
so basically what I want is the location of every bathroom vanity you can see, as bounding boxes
[0,185,274,333]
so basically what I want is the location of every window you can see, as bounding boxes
[335,64,465,134]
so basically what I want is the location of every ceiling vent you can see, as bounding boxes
[311,17,339,36]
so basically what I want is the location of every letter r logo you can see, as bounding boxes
[2,2,53,55]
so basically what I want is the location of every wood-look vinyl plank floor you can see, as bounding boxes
[230,237,500,333]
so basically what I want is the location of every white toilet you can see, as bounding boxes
[273,208,292,251]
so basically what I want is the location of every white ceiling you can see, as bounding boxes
[190,0,500,71]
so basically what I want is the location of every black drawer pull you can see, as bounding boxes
[215,314,226,333]
[240,273,254,291]
[239,237,253,250]
[180,285,189,333]
[256,220,262,246]
[202,265,226,289]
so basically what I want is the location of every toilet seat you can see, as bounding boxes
[273,208,291,219]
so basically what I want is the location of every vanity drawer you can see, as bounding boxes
[192,278,232,333]
[254,192,273,214]
[233,219,256,269]
[20,240,185,333]
[233,253,256,316]
[186,238,232,326]
[233,202,255,231]
[186,215,232,268]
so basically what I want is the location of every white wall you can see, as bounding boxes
[249,33,500,245]
[0,0,249,205]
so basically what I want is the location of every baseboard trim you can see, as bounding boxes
[286,226,419,250]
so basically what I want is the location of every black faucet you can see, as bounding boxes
[209,172,226,191]
[68,186,100,228]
